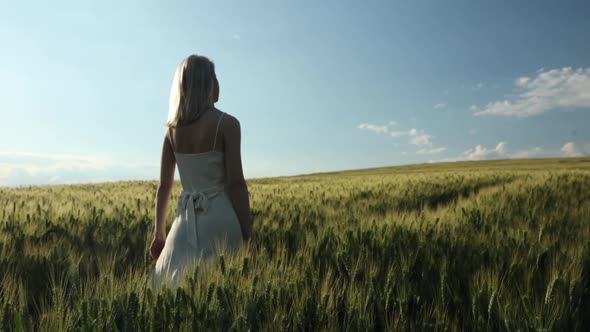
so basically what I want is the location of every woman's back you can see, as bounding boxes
[168,110,227,192]
[166,109,227,155]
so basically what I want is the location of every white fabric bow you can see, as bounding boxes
[176,186,224,249]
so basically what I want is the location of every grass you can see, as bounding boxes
[1,157,589,331]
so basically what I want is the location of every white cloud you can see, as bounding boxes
[473,67,590,117]
[516,77,530,86]
[428,141,589,164]
[0,151,158,187]
[0,150,105,163]
[435,141,589,163]
[434,103,446,109]
[510,142,587,159]
[358,123,388,134]
[389,131,407,137]
[389,121,397,126]
[510,142,588,158]
[0,150,110,176]
[359,122,444,150]
[510,147,547,158]
[473,82,484,90]
[409,130,433,147]
[560,142,582,157]
[461,142,507,160]
[388,128,433,147]
[416,147,447,154]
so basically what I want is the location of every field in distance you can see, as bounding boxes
[1,157,589,330]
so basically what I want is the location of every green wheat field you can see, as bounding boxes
[1,157,590,331]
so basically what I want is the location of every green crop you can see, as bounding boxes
[1,157,589,331]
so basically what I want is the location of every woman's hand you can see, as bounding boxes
[150,233,166,262]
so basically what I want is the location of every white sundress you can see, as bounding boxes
[150,111,243,291]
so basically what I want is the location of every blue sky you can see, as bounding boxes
[1,0,589,186]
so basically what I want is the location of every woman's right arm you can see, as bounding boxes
[223,115,253,241]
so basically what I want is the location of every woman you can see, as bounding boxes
[149,54,253,290]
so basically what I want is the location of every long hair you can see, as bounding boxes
[166,55,218,127]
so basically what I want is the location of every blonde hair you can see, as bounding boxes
[166,55,217,127]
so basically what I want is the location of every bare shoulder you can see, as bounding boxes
[220,112,241,133]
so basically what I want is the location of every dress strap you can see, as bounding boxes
[212,111,225,151]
